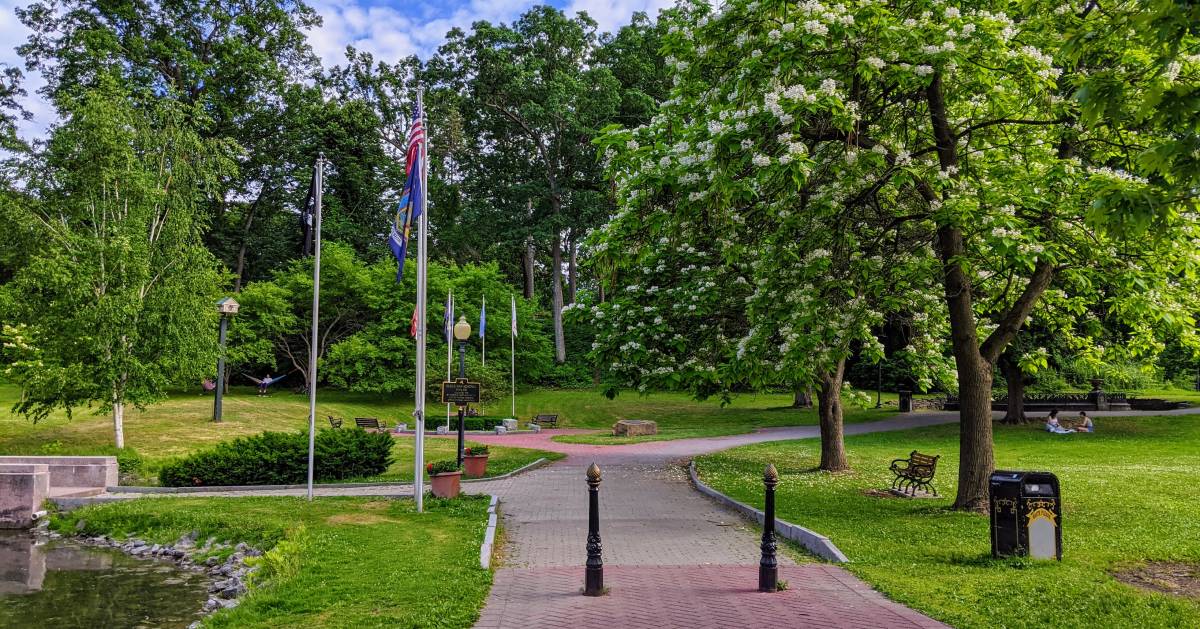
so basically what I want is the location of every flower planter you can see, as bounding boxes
[430,471,462,498]
[463,454,489,478]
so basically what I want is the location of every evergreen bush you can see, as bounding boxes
[158,429,393,487]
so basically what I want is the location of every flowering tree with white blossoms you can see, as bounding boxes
[592,0,1200,509]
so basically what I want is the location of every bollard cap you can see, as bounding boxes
[763,464,779,483]
[587,462,602,482]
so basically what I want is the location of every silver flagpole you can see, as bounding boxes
[413,89,429,513]
[511,294,516,419]
[306,154,324,502]
[446,291,453,430]
[481,294,486,367]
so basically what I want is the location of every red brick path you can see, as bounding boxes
[476,565,947,629]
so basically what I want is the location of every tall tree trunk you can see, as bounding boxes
[816,361,849,472]
[567,237,578,305]
[522,238,535,299]
[233,211,255,292]
[111,386,125,449]
[938,225,996,512]
[551,234,566,364]
[792,385,813,408]
[1000,350,1026,424]
[925,72,1058,511]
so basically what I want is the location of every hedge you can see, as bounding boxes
[159,429,394,487]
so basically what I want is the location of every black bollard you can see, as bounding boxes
[759,463,779,592]
[584,462,604,596]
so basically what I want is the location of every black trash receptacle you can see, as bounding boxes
[898,390,913,413]
[989,470,1062,560]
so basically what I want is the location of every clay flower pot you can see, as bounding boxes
[463,454,489,478]
[430,471,462,498]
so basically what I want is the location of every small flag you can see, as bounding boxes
[389,102,426,281]
[511,294,518,338]
[410,306,418,338]
[443,290,453,344]
[479,295,486,339]
[300,165,317,256]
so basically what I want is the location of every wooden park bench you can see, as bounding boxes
[328,415,343,429]
[355,417,385,432]
[889,451,940,496]
[532,414,559,429]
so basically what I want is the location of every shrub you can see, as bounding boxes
[442,416,505,431]
[158,429,393,487]
[426,460,459,476]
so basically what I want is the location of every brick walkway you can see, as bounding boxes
[476,566,946,629]
[466,415,954,628]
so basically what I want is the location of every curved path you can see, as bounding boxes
[466,413,957,629]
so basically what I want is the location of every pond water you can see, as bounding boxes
[0,530,211,629]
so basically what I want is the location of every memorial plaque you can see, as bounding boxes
[441,380,481,405]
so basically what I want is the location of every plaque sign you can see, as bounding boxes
[441,379,481,406]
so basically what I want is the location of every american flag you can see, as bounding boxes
[389,102,426,281]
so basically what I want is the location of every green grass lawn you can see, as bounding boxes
[0,384,557,484]
[533,389,901,444]
[695,416,1200,628]
[53,496,492,628]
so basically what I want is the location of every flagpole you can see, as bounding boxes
[446,291,452,430]
[413,88,429,514]
[511,294,516,419]
[481,294,486,367]
[306,154,324,502]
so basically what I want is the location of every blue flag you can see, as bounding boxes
[479,295,486,339]
[389,103,425,281]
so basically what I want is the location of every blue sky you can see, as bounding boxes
[0,0,672,141]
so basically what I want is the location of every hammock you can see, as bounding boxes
[245,374,288,387]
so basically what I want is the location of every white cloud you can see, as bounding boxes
[565,0,674,34]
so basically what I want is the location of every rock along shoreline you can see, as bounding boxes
[35,518,261,627]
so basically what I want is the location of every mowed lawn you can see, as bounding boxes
[695,416,1200,628]
[0,384,559,484]
[53,496,492,628]
[526,388,901,444]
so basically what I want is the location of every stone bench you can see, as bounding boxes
[0,464,50,529]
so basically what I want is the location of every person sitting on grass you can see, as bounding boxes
[1076,411,1094,432]
[1045,409,1074,434]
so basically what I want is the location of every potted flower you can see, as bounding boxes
[463,445,489,478]
[427,460,462,498]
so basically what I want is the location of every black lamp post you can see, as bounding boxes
[213,297,239,422]
[453,315,471,467]
[875,361,883,409]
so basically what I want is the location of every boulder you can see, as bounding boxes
[612,419,658,437]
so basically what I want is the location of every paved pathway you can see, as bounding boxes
[465,414,955,629]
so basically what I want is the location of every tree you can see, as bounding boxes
[591,0,1200,508]
[434,7,622,364]
[0,82,231,447]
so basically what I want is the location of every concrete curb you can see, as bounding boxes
[688,460,849,563]
[480,495,499,569]
[105,457,550,495]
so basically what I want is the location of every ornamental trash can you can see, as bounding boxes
[989,471,1062,560]
[898,390,913,413]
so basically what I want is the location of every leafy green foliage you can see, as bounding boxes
[0,80,231,446]
[157,428,393,487]
[426,460,460,476]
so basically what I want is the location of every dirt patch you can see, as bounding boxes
[325,513,399,526]
[862,489,903,499]
[1113,562,1200,600]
